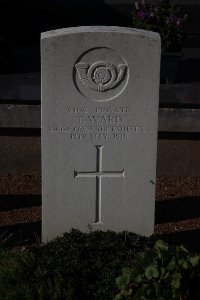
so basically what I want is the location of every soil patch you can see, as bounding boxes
[0,174,200,249]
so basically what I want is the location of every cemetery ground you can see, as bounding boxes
[0,174,200,250]
[0,2,200,299]
[0,174,200,300]
[0,18,200,298]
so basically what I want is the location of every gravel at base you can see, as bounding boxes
[0,174,200,234]
[156,177,200,201]
[0,174,41,195]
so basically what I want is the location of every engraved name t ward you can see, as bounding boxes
[41,26,161,242]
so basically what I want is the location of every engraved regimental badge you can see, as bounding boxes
[74,47,129,102]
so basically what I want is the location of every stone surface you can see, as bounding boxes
[41,26,160,241]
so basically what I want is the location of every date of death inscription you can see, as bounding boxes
[47,106,153,141]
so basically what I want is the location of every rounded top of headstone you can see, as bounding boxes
[41,26,160,42]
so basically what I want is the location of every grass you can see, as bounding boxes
[0,230,199,300]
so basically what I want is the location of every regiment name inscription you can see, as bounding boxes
[47,105,153,141]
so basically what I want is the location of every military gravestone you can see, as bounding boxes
[41,26,161,242]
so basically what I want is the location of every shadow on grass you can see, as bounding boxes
[0,195,200,251]
[157,229,200,252]
[0,221,41,248]
[1,221,200,252]
[155,196,200,223]
[0,195,41,211]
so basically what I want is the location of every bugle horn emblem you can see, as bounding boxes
[75,61,127,92]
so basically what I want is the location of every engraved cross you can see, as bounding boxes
[74,146,125,224]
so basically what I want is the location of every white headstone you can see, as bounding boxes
[41,26,161,242]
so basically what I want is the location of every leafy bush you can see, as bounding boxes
[0,230,152,300]
[0,231,199,300]
[33,230,153,300]
[0,248,35,300]
[115,240,200,300]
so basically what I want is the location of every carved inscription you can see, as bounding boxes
[74,145,124,224]
[47,105,153,141]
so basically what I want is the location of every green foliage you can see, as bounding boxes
[32,230,151,300]
[115,240,200,300]
[0,232,199,300]
[0,248,35,300]
[132,0,188,52]
[0,230,151,300]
